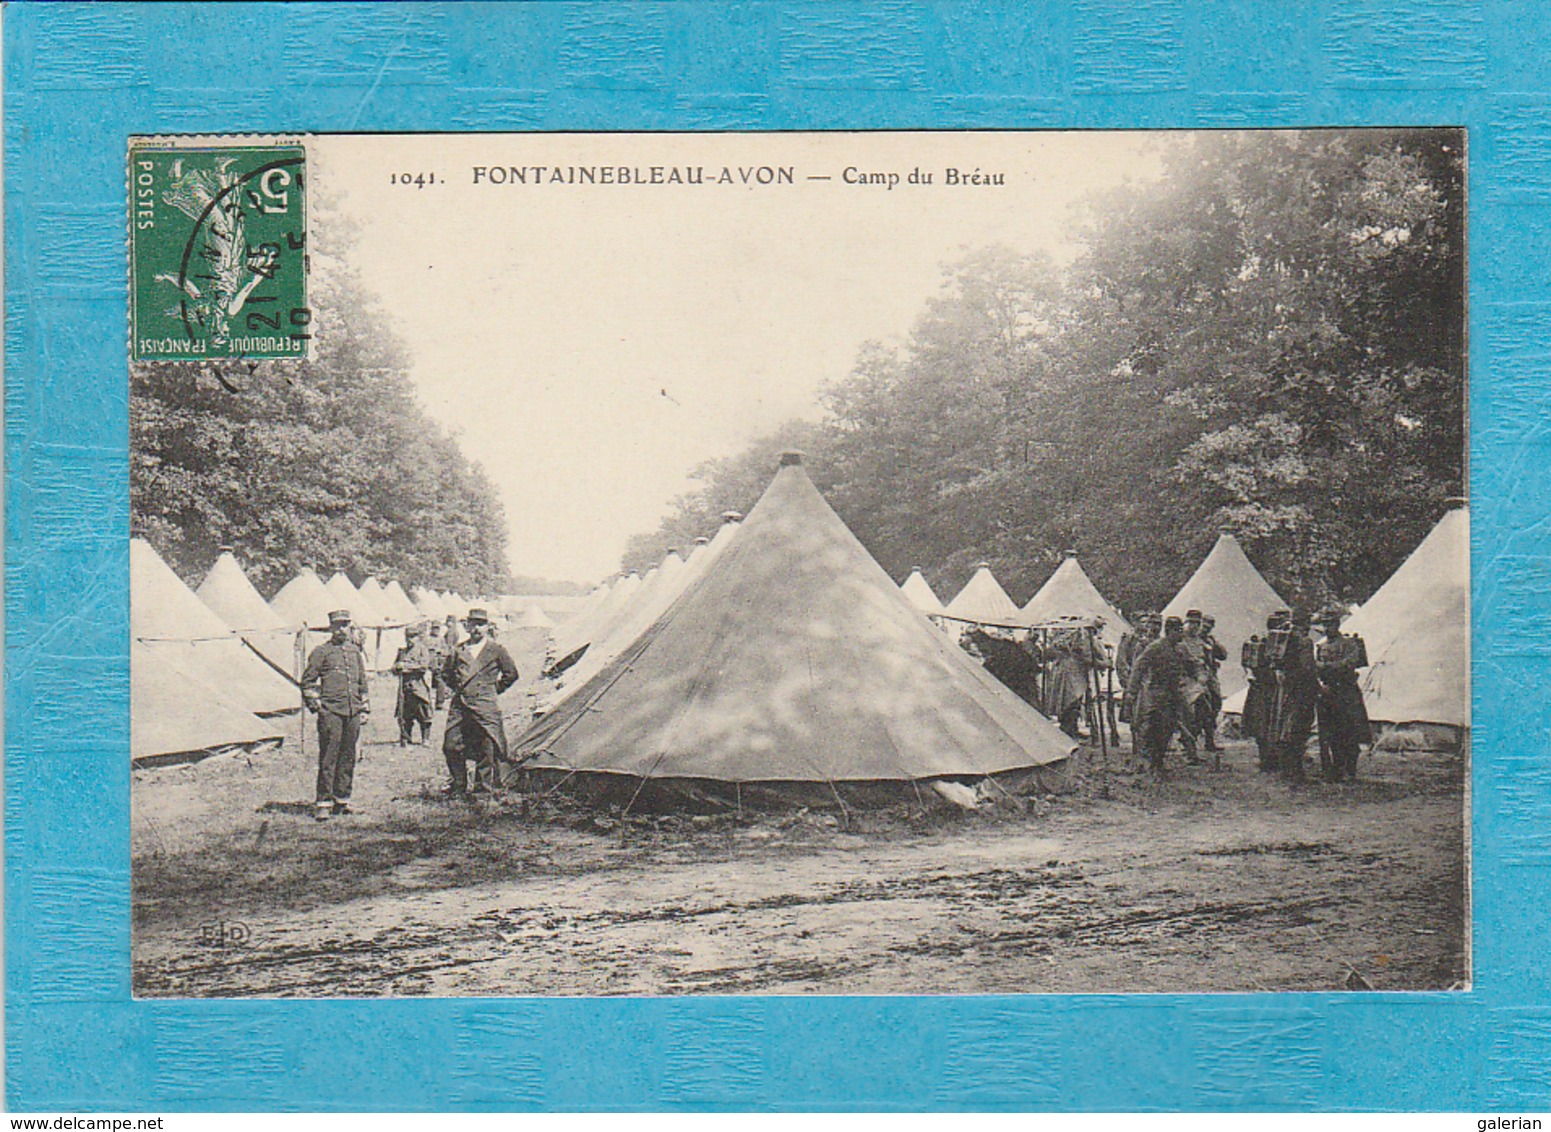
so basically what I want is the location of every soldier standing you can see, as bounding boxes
[1198,613,1229,754]
[427,621,451,709]
[1043,624,1108,739]
[300,610,371,821]
[391,622,435,746]
[1175,610,1209,765]
[442,608,520,799]
[1273,610,1321,781]
[1117,611,1158,728]
[1241,611,1285,772]
[1126,616,1188,773]
[1315,606,1372,782]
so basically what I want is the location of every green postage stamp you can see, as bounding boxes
[129,139,309,361]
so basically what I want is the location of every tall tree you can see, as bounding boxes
[623,130,1465,614]
[131,213,513,596]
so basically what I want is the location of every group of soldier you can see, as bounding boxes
[1240,607,1372,784]
[298,606,521,822]
[1119,606,1371,781]
[966,603,1373,783]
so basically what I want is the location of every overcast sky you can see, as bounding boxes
[320,132,1165,584]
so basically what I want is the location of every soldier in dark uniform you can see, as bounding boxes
[1241,611,1285,771]
[300,609,371,821]
[1316,606,1372,782]
[1273,610,1321,781]
[1117,611,1158,727]
[442,607,520,798]
[1127,616,1188,773]
[427,621,451,709]
[1174,610,1210,764]
[1198,613,1229,754]
[391,622,435,746]
[963,627,1041,708]
[1043,623,1109,739]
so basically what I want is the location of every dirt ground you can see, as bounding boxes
[132,675,1467,998]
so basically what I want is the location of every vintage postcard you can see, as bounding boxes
[127,129,1468,1000]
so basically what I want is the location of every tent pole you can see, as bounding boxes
[295,628,307,763]
[1089,628,1109,799]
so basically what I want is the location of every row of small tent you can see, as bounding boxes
[133,473,1466,792]
[896,506,1469,735]
[130,538,557,764]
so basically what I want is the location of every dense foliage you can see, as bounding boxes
[131,226,513,597]
[627,130,1465,612]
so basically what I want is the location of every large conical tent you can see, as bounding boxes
[270,569,335,632]
[901,568,946,616]
[1342,507,1469,729]
[518,455,1074,802]
[195,550,299,680]
[131,538,299,716]
[944,563,1020,627]
[1018,555,1131,649]
[132,642,283,765]
[1163,534,1287,698]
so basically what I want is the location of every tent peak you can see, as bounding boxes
[778,450,803,467]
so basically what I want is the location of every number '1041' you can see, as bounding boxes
[390,172,438,187]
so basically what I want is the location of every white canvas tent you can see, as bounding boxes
[542,551,689,710]
[270,569,336,632]
[382,579,424,624]
[357,576,407,670]
[132,641,283,765]
[1017,555,1130,649]
[131,538,298,718]
[324,572,364,619]
[518,454,1074,808]
[195,550,299,680]
[1342,507,1469,732]
[900,568,946,616]
[943,563,1020,640]
[1163,534,1287,699]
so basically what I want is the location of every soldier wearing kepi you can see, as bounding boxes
[391,622,435,746]
[300,609,371,821]
[442,607,520,799]
[1273,609,1321,781]
[1315,605,1372,782]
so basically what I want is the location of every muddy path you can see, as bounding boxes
[133,681,1466,998]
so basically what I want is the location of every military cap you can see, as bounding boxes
[464,607,491,624]
[1163,615,1184,630]
[1317,604,1346,624]
[328,609,352,625]
[1185,608,1203,620]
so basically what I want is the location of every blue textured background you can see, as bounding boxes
[5,0,1545,1112]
